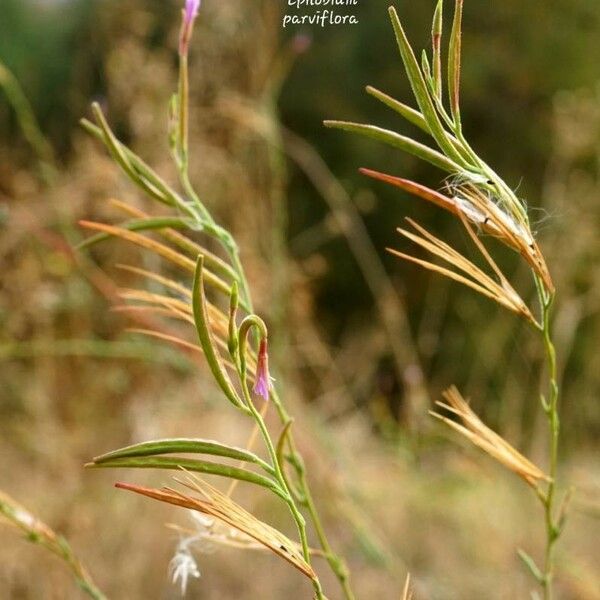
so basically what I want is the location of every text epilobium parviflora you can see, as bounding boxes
[287,0,358,7]
[283,0,359,28]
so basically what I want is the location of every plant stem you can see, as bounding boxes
[175,31,344,599]
[44,537,107,600]
[1,493,106,600]
[0,61,57,184]
[270,391,355,600]
[179,117,345,599]
[300,471,355,600]
[242,384,324,599]
[178,54,190,170]
[538,288,560,600]
[177,49,254,309]
[197,183,351,596]
[221,235,253,310]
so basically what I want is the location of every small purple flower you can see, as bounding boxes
[184,0,201,26]
[180,0,201,56]
[253,339,271,401]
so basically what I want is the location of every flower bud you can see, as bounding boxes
[179,0,201,56]
[253,339,271,401]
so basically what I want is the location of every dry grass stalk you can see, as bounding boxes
[388,217,536,324]
[167,518,266,553]
[0,491,105,599]
[116,263,193,299]
[124,328,257,377]
[79,219,232,297]
[118,287,230,336]
[1,490,58,542]
[127,328,206,357]
[401,573,413,600]
[108,199,233,274]
[431,387,550,488]
[80,220,195,272]
[115,288,257,374]
[119,289,195,319]
[80,207,263,373]
[115,473,318,582]
[452,183,553,291]
[361,168,553,292]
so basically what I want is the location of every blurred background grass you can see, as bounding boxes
[1,0,599,598]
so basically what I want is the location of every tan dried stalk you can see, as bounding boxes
[432,387,550,488]
[362,168,553,292]
[389,217,537,325]
[401,574,414,600]
[0,491,105,599]
[115,473,318,583]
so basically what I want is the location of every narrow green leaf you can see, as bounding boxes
[193,256,245,409]
[517,549,545,584]
[448,0,464,127]
[227,281,239,359]
[81,117,195,219]
[324,120,461,173]
[87,456,285,498]
[89,105,140,185]
[365,87,467,158]
[432,0,444,99]
[366,86,429,133]
[0,62,56,173]
[126,152,188,211]
[421,50,432,86]
[79,220,234,298]
[81,117,173,209]
[78,212,241,287]
[77,217,194,250]
[276,419,294,469]
[387,6,465,166]
[93,438,274,475]
[168,93,179,151]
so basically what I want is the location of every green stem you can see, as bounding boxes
[178,54,190,170]
[236,318,322,595]
[176,55,253,309]
[222,234,253,310]
[173,29,343,599]
[241,382,324,599]
[300,472,355,600]
[180,169,213,226]
[45,537,107,600]
[270,390,355,600]
[538,286,560,600]
[0,61,57,184]
[176,54,215,225]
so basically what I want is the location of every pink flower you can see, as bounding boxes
[180,0,201,56]
[253,339,271,401]
[184,0,201,25]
